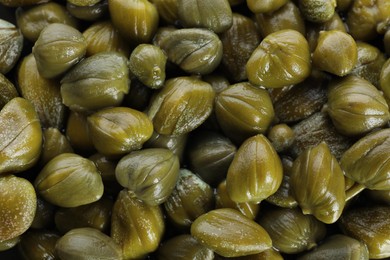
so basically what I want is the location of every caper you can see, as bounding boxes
[299,0,336,23]
[0,19,23,75]
[66,0,108,21]
[267,123,295,152]
[18,230,59,260]
[151,0,179,25]
[247,0,288,13]
[40,128,73,166]
[380,58,390,100]
[0,73,18,109]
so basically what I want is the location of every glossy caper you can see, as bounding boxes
[267,123,295,152]
[18,230,59,260]
[66,0,108,21]
[65,111,95,154]
[150,0,179,25]
[247,0,288,13]
[40,128,73,166]
[0,19,23,74]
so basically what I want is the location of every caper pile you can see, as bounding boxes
[0,0,390,259]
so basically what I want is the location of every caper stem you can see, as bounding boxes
[345,183,366,202]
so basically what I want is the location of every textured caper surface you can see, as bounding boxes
[299,0,336,23]
[191,208,272,257]
[0,175,37,242]
[0,19,23,74]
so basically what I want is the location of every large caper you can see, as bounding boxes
[246,29,311,88]
[115,148,180,205]
[226,134,283,203]
[32,23,86,79]
[34,153,104,207]
[147,76,215,136]
[0,19,23,75]
[0,97,42,174]
[191,208,272,257]
[87,106,152,157]
[61,51,130,113]
[0,175,37,242]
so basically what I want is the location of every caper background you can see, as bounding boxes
[0,0,390,259]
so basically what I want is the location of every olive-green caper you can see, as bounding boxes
[87,106,153,157]
[61,51,130,113]
[108,0,159,44]
[246,29,311,88]
[247,0,288,13]
[111,189,165,259]
[339,206,390,259]
[215,82,275,144]
[191,208,272,257]
[147,76,215,136]
[299,0,336,23]
[150,0,179,25]
[115,148,180,205]
[32,23,86,79]
[34,153,104,208]
[67,0,100,6]
[16,2,79,42]
[55,197,113,234]
[40,128,73,166]
[55,227,122,260]
[258,207,327,254]
[0,175,36,242]
[0,97,42,174]
[327,75,390,136]
[128,44,167,89]
[164,169,214,228]
[267,123,295,152]
[65,111,95,153]
[291,142,346,224]
[380,58,390,100]
[0,237,20,252]
[385,30,390,56]
[157,234,214,260]
[220,13,261,82]
[30,196,55,229]
[298,234,369,260]
[18,230,59,260]
[17,54,66,129]
[177,0,233,33]
[0,19,23,75]
[255,1,306,38]
[66,0,108,21]
[83,20,130,57]
[312,30,357,77]
[158,28,223,75]
[226,134,283,203]
[0,73,18,109]
[340,128,390,191]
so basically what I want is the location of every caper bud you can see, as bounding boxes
[380,58,390,100]
[267,123,295,152]
[115,148,180,205]
[215,82,274,144]
[226,134,283,203]
[32,23,86,79]
[55,227,122,260]
[0,237,20,252]
[191,208,272,257]
[0,175,37,242]
[147,76,215,136]
[0,97,42,174]
[108,0,159,44]
[0,19,23,75]
[34,153,104,208]
[327,75,390,136]
[246,29,311,88]
[158,28,223,75]
[0,73,18,109]
[150,0,179,25]
[129,44,167,89]
[67,0,100,6]
[66,0,108,22]
[66,111,95,154]
[177,0,233,33]
[18,230,59,260]
[87,106,153,157]
[312,30,357,77]
[61,51,130,113]
[40,128,73,166]
[339,206,390,259]
[299,0,336,23]
[111,189,165,259]
[16,2,79,42]
[291,142,346,224]
[247,0,288,13]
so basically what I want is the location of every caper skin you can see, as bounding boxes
[299,0,337,23]
[246,29,311,88]
[0,19,23,75]
[267,123,295,152]
[0,73,18,109]
[380,58,390,100]
[247,0,288,13]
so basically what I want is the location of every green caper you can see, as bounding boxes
[312,30,357,77]
[40,127,73,167]
[0,175,37,242]
[66,0,108,21]
[164,169,214,228]
[246,29,311,88]
[115,148,180,205]
[60,51,130,113]
[299,0,336,23]
[32,23,86,79]
[247,0,288,13]
[191,208,272,257]
[111,189,165,259]
[226,134,283,203]
[150,0,179,25]
[18,230,59,260]
[65,111,95,154]
[380,58,390,100]
[15,2,79,42]
[214,82,275,144]
[147,76,215,136]
[17,54,66,129]
[327,75,390,136]
[55,227,122,260]
[0,19,23,75]
[0,97,42,174]
[267,123,295,152]
[128,44,167,89]
[67,0,100,6]
[34,153,104,207]
[177,0,233,33]
[0,73,18,109]
[0,237,20,252]
[87,106,153,157]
